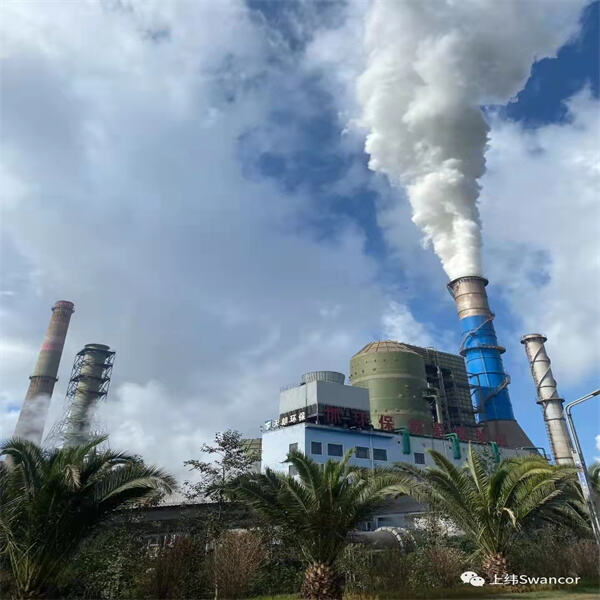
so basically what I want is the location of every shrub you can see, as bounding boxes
[406,546,466,590]
[509,526,599,579]
[566,539,600,579]
[337,544,375,595]
[57,526,145,599]
[248,530,304,597]
[339,542,466,597]
[212,530,265,599]
[371,548,412,593]
[137,536,210,599]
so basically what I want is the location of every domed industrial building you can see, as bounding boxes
[260,332,535,528]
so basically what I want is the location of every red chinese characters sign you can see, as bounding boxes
[378,415,394,431]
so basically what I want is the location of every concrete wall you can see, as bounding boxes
[262,423,532,475]
[261,423,533,528]
[261,423,308,474]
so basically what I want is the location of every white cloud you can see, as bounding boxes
[481,91,600,382]
[0,1,433,479]
[381,302,435,348]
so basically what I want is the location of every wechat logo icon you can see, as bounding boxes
[460,571,485,587]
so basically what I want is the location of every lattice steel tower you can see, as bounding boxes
[60,343,115,446]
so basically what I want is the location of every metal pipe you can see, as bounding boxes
[13,300,74,443]
[520,334,574,465]
[564,389,600,547]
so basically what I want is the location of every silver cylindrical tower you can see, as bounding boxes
[63,343,115,446]
[521,334,574,465]
[13,300,74,443]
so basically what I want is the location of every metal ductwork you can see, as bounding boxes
[447,276,531,448]
[521,334,574,465]
[13,300,74,443]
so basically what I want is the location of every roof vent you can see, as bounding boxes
[301,371,345,385]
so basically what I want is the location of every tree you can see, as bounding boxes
[391,445,588,581]
[183,429,259,503]
[0,436,175,599]
[226,450,399,600]
[589,462,600,495]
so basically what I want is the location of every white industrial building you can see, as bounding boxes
[261,370,533,529]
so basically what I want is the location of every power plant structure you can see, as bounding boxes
[58,343,116,447]
[350,342,433,433]
[521,334,574,465]
[13,300,74,444]
[11,301,117,452]
[350,342,478,438]
[447,276,532,448]
[261,272,551,527]
[9,272,581,492]
[404,344,477,433]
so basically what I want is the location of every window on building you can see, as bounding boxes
[328,443,343,457]
[373,448,387,461]
[311,441,322,455]
[289,465,298,476]
[414,452,425,464]
[355,446,370,459]
[289,443,298,453]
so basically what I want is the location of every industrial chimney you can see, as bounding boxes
[62,343,115,447]
[447,276,531,447]
[13,300,74,444]
[520,334,574,465]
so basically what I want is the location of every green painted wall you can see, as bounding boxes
[350,344,431,432]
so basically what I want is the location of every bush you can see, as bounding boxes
[566,539,600,579]
[248,532,304,597]
[509,526,600,579]
[212,530,265,599]
[137,536,210,599]
[337,544,376,595]
[57,525,146,599]
[405,546,466,590]
[339,542,466,597]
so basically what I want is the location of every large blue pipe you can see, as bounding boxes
[448,276,515,423]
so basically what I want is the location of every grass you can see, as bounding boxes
[250,581,600,599]
[373,584,600,599]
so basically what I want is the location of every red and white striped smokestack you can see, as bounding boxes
[13,300,74,444]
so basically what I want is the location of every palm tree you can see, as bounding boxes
[226,449,398,600]
[0,436,175,599]
[391,445,588,581]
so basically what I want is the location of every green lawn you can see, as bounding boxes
[251,582,600,600]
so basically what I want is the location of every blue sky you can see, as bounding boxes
[243,0,600,462]
[1,0,598,477]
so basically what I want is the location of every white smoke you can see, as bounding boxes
[358,0,584,280]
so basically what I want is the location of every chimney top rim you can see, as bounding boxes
[520,333,547,344]
[52,300,75,311]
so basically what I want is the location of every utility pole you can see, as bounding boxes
[564,389,600,547]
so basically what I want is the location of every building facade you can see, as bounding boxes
[261,367,533,528]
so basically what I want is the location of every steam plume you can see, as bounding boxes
[358,0,583,279]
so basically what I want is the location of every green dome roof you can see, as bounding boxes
[353,340,419,357]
